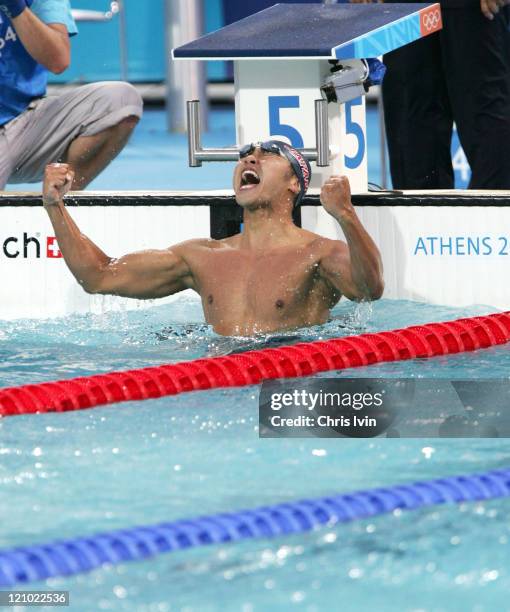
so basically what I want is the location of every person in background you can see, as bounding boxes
[0,0,143,191]
[351,0,510,189]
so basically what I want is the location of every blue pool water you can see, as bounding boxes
[1,298,510,611]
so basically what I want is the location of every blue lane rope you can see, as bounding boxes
[1,468,509,587]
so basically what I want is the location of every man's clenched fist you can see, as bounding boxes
[43,163,74,207]
[320,175,355,219]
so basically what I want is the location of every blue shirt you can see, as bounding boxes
[0,0,77,125]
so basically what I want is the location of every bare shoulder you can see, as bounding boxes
[298,229,348,258]
[170,237,224,255]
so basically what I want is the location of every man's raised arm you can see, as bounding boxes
[42,164,195,299]
[318,175,384,301]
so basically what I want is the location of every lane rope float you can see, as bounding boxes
[1,467,509,587]
[1,311,509,417]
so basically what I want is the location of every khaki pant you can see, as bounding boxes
[0,81,143,189]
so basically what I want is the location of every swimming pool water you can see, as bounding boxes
[1,298,509,611]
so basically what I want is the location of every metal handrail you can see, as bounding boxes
[71,2,119,22]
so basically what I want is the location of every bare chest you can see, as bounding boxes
[193,249,323,324]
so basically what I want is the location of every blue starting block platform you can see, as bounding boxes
[173,3,442,60]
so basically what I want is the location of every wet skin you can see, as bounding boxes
[42,151,383,337]
[176,232,342,336]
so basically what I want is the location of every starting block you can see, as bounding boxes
[173,3,442,195]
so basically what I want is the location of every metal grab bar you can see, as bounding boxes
[71,2,119,22]
[186,99,330,167]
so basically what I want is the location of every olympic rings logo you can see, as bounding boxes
[421,9,441,32]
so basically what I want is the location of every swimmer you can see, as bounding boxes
[42,142,384,336]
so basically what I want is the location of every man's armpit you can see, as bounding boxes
[319,242,350,277]
[318,242,358,296]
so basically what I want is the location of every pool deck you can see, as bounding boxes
[6,105,388,192]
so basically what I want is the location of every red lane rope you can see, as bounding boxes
[1,311,509,418]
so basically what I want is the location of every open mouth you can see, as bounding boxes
[240,169,261,190]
